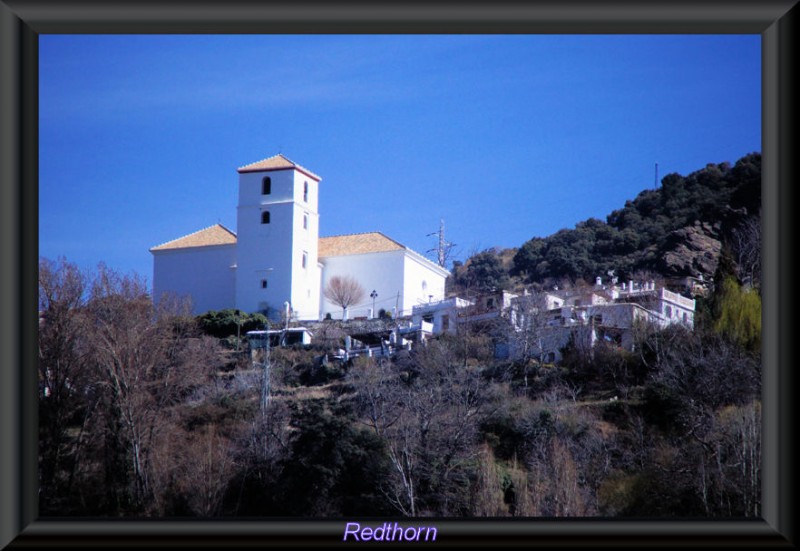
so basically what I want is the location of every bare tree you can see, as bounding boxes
[180,426,236,517]
[86,264,210,513]
[86,265,163,510]
[349,341,494,516]
[38,257,93,505]
[731,214,761,290]
[711,401,761,516]
[550,437,590,516]
[471,443,508,516]
[502,290,554,389]
[348,358,417,515]
[323,275,365,320]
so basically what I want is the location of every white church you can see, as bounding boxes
[150,154,450,320]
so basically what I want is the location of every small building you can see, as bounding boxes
[410,290,520,334]
[247,327,314,348]
[411,297,474,334]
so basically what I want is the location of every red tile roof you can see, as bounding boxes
[150,224,236,251]
[318,232,404,257]
[237,153,321,181]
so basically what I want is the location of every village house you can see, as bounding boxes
[150,155,450,320]
[409,277,695,364]
[503,277,696,362]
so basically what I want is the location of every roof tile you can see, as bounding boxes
[319,232,404,257]
[237,153,321,181]
[150,224,237,251]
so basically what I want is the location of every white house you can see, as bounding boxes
[150,154,450,320]
[503,278,696,363]
[410,289,519,334]
[404,276,697,364]
[411,296,475,334]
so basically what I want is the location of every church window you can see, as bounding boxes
[303,181,308,202]
[261,279,268,289]
[302,251,308,269]
[261,211,270,224]
[665,305,672,318]
[303,213,308,229]
[262,177,271,195]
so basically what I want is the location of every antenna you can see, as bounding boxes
[654,162,659,189]
[426,218,455,268]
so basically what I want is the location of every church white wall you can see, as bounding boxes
[319,250,448,320]
[292,170,319,215]
[236,199,295,316]
[402,252,447,315]
[236,169,294,316]
[288,171,321,320]
[320,250,406,320]
[152,244,236,315]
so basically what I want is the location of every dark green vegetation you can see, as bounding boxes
[196,309,268,339]
[38,154,762,518]
[453,152,761,292]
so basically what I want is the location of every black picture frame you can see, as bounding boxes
[1,1,796,548]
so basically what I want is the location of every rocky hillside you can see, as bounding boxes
[655,221,723,279]
[454,152,761,294]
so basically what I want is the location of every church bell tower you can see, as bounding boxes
[234,154,322,320]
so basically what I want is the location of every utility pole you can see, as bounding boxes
[436,218,446,267]
[283,301,290,346]
[427,218,454,268]
[235,309,241,352]
[260,321,271,415]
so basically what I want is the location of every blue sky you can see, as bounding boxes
[39,34,761,286]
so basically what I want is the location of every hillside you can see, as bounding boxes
[37,153,763,523]
[454,152,760,293]
[39,256,762,520]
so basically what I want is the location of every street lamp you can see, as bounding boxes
[370,290,378,318]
